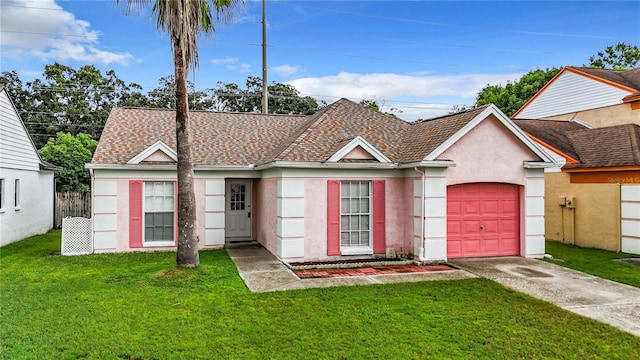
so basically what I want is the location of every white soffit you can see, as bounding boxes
[327,135,391,163]
[127,140,177,164]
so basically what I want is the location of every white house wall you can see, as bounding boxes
[524,168,546,257]
[621,185,640,255]
[0,168,54,246]
[0,90,41,172]
[515,71,632,119]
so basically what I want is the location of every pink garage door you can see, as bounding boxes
[447,183,520,258]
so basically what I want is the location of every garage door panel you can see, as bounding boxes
[462,237,481,255]
[447,183,520,258]
[483,200,499,215]
[447,220,462,236]
[502,199,518,213]
[482,220,499,234]
[482,238,500,253]
[463,201,481,216]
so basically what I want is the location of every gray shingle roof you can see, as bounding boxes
[515,119,640,168]
[564,123,640,168]
[513,119,588,160]
[92,99,502,167]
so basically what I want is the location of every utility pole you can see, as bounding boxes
[261,0,268,114]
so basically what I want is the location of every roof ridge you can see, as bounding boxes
[276,102,341,160]
[411,104,490,124]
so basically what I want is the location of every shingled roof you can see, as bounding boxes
[515,119,640,169]
[564,123,640,169]
[92,99,533,167]
[513,119,589,160]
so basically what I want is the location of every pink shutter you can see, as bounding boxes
[372,180,386,254]
[129,180,143,248]
[327,180,341,256]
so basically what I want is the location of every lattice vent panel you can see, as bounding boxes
[61,217,93,256]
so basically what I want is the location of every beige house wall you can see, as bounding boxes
[543,103,640,128]
[545,172,621,251]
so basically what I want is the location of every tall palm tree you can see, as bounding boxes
[118,0,244,267]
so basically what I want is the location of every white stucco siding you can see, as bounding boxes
[515,71,632,119]
[0,90,41,172]
[0,167,55,246]
[621,185,640,255]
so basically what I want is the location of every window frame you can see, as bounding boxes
[14,179,20,210]
[339,180,373,255]
[142,181,176,247]
[0,179,5,212]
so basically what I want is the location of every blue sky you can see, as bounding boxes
[1,0,639,120]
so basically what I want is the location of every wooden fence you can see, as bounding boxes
[55,192,91,228]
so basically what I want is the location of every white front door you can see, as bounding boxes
[225,180,252,239]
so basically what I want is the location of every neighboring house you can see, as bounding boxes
[513,66,640,128]
[87,99,554,262]
[514,119,640,255]
[0,87,58,246]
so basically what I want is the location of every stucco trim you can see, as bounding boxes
[127,140,177,164]
[326,136,392,163]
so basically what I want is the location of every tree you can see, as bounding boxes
[475,67,560,117]
[358,97,402,116]
[588,42,640,70]
[118,0,244,268]
[214,76,324,114]
[1,64,145,148]
[147,75,214,110]
[39,133,98,192]
[448,104,475,114]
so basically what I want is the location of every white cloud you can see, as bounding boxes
[287,71,523,121]
[270,64,304,77]
[211,57,238,65]
[211,57,251,73]
[0,0,133,65]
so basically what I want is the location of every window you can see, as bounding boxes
[144,181,175,245]
[340,181,371,252]
[0,179,4,210]
[14,179,20,209]
[230,184,246,210]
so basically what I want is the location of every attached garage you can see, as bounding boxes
[447,183,520,258]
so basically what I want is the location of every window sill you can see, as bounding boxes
[143,241,175,248]
[340,247,373,256]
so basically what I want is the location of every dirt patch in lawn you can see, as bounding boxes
[613,258,640,266]
[153,269,194,280]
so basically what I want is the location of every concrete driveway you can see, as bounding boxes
[448,256,640,337]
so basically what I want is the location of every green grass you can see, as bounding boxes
[2,231,639,360]
[544,240,640,288]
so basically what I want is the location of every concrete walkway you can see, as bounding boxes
[449,256,640,338]
[225,242,475,292]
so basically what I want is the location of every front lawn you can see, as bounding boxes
[1,232,639,359]
[544,240,640,288]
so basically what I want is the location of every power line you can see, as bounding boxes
[277,2,613,40]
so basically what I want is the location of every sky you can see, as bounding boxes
[1,0,639,121]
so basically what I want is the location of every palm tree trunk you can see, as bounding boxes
[174,41,199,268]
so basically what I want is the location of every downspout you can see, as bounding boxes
[414,167,426,261]
[571,207,576,246]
